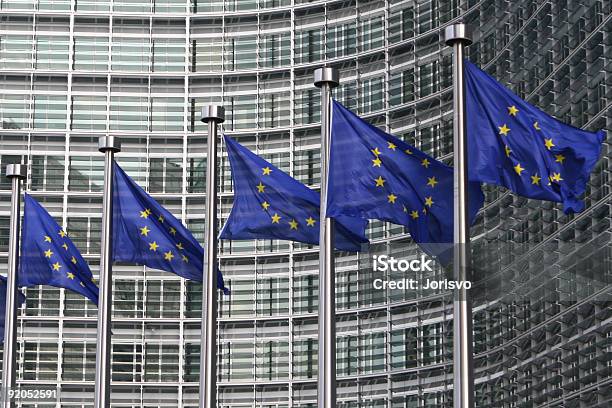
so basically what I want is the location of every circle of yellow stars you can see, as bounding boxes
[369,139,436,220]
[255,165,319,233]
[42,229,92,288]
[499,105,565,187]
[140,208,189,264]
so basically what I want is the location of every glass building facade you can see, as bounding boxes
[0,0,610,406]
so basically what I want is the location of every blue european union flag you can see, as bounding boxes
[465,60,606,214]
[19,194,99,304]
[0,276,26,343]
[112,162,229,294]
[220,135,369,252]
[327,100,484,259]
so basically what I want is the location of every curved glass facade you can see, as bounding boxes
[0,0,610,406]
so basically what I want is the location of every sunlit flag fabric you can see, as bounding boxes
[19,194,99,304]
[112,163,229,294]
[220,135,369,252]
[327,100,484,260]
[465,60,606,214]
[0,276,26,343]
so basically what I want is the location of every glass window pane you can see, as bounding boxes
[74,36,109,71]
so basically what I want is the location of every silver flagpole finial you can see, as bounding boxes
[314,67,340,88]
[98,136,121,153]
[201,106,225,124]
[5,164,26,179]
[445,23,472,46]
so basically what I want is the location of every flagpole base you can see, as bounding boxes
[445,23,473,45]
[5,164,26,179]
[201,105,225,124]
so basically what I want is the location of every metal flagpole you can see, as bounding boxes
[445,24,475,408]
[314,67,339,408]
[94,136,121,408]
[199,105,224,408]
[1,164,26,408]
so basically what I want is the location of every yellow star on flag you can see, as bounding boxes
[498,124,510,136]
[52,262,61,271]
[164,251,174,261]
[257,182,265,193]
[387,142,396,150]
[531,174,541,185]
[262,167,272,176]
[555,154,565,164]
[371,147,381,156]
[158,215,164,223]
[289,219,298,230]
[421,158,430,168]
[44,249,53,258]
[261,201,270,210]
[372,157,382,167]
[424,196,434,208]
[514,163,525,175]
[504,145,512,157]
[71,256,77,264]
[59,230,67,238]
[508,106,519,116]
[427,176,438,188]
[403,205,408,213]
[306,217,316,227]
[44,235,52,243]
[176,242,184,250]
[544,138,555,150]
[80,282,85,287]
[182,255,189,263]
[374,176,385,187]
[405,149,412,155]
[387,194,397,204]
[66,272,75,280]
[271,213,281,223]
[533,121,541,130]
[169,227,177,235]
[140,209,150,218]
[62,243,68,251]
[551,172,563,182]
[140,226,150,236]
[410,210,419,219]
[149,241,159,251]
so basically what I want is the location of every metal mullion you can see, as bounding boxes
[287,6,296,403]
[252,256,258,382]
[106,15,112,132]
[383,0,391,134]
[178,278,186,408]
[149,16,154,141]
[177,14,190,406]
[140,279,147,386]
[28,16,35,131]
[57,16,73,385]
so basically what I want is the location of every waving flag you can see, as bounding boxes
[112,162,229,294]
[220,135,369,252]
[465,60,605,213]
[19,194,99,303]
[327,100,484,260]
